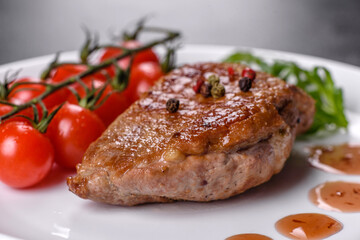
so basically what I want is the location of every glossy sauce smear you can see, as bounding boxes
[275,213,342,240]
[225,233,272,240]
[309,181,360,212]
[308,143,360,174]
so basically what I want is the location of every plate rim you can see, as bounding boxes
[1,43,360,73]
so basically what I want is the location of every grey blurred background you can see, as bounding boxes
[1,0,360,65]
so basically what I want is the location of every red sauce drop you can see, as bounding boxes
[309,181,360,212]
[225,233,272,240]
[275,213,342,240]
[308,143,360,174]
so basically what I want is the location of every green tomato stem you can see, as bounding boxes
[0,30,180,121]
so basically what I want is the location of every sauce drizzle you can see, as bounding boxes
[225,233,272,240]
[275,213,342,240]
[308,143,360,174]
[309,181,360,212]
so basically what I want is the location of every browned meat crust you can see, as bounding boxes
[67,63,315,206]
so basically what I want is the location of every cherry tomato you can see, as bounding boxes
[50,64,106,84]
[8,77,45,103]
[0,121,54,188]
[46,103,105,169]
[7,77,66,115]
[8,77,46,118]
[0,103,33,124]
[67,79,131,126]
[121,40,159,68]
[0,104,13,117]
[124,61,163,102]
[0,104,20,124]
[50,64,87,83]
[43,78,71,110]
[99,40,159,76]
[48,65,107,109]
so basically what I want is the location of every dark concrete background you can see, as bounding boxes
[1,0,360,66]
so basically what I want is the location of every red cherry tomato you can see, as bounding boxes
[1,80,36,123]
[46,103,105,169]
[48,65,107,109]
[0,103,33,124]
[8,77,46,118]
[124,61,163,102]
[93,91,130,126]
[121,40,159,68]
[0,104,20,124]
[7,77,66,114]
[67,79,131,126]
[50,64,106,84]
[42,79,71,110]
[50,64,87,83]
[8,77,45,103]
[99,47,122,67]
[99,40,159,76]
[0,121,54,188]
[0,104,13,117]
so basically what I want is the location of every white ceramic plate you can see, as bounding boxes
[0,45,360,240]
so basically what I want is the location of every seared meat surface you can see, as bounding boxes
[68,63,315,205]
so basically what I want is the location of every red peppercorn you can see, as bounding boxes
[228,67,234,76]
[241,67,256,81]
[193,78,204,93]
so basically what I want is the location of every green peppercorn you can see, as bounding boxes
[200,82,212,98]
[211,83,225,98]
[208,75,220,86]
[166,98,180,113]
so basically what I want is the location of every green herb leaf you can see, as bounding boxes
[223,52,348,136]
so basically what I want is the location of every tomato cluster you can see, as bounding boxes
[0,40,163,188]
[99,40,162,102]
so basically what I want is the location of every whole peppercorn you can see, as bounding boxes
[193,78,204,93]
[200,82,212,98]
[208,75,220,86]
[239,77,252,92]
[227,67,234,76]
[211,83,225,98]
[166,98,180,113]
[241,67,256,81]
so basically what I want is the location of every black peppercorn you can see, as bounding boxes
[200,82,212,98]
[166,98,180,113]
[239,77,252,92]
[211,83,225,98]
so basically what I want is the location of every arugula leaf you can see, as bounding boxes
[223,52,348,135]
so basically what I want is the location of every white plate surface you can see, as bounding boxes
[0,45,360,240]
